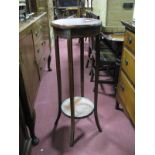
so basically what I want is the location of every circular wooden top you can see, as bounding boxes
[51,18,102,29]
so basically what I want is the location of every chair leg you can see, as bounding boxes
[94,34,102,132]
[89,68,92,75]
[90,69,94,82]
[48,54,52,71]
[86,59,90,68]
[90,58,95,81]
[86,47,91,68]
[115,101,123,111]
[89,58,94,75]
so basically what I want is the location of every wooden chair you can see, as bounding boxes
[85,12,100,68]
[89,35,118,94]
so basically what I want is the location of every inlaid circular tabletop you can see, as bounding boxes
[51,18,102,29]
[61,96,94,118]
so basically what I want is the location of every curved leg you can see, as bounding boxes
[67,31,75,147]
[48,54,52,71]
[80,37,84,97]
[54,108,62,127]
[28,110,39,145]
[54,36,62,128]
[94,35,102,132]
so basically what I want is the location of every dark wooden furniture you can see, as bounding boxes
[53,0,85,19]
[100,33,124,92]
[89,44,116,84]
[51,18,102,146]
[54,6,81,19]
[85,11,99,19]
[26,0,52,16]
[25,0,53,65]
[19,12,51,106]
[116,21,135,125]
[86,30,124,95]
[20,67,39,155]
[85,11,99,68]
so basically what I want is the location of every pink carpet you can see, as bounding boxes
[31,39,135,155]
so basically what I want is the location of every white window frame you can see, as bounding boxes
[84,0,92,8]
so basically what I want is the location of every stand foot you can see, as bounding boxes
[54,111,61,127]
[94,112,102,132]
[32,136,39,146]
[70,126,75,147]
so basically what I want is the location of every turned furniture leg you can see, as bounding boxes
[94,34,102,132]
[54,36,62,127]
[80,37,84,97]
[19,68,39,146]
[115,100,123,111]
[67,31,75,147]
[114,58,124,111]
[115,101,119,109]
[27,110,39,145]
[48,54,52,71]
[90,68,95,82]
[86,47,91,68]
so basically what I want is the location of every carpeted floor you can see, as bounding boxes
[31,39,135,155]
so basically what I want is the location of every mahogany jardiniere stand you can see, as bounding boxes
[51,18,102,146]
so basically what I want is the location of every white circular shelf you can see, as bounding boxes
[61,96,94,118]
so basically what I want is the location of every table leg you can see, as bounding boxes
[80,37,84,97]
[94,35,102,132]
[54,36,62,127]
[114,58,121,94]
[67,32,75,147]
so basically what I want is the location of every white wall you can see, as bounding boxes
[93,0,134,32]
[19,0,25,2]
[92,0,107,26]
[85,0,92,8]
